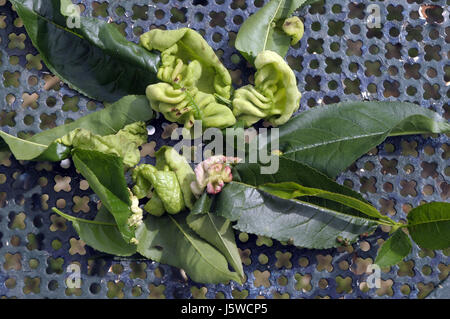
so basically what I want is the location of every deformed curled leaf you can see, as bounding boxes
[132,146,196,215]
[155,146,196,209]
[58,122,148,167]
[141,28,236,129]
[213,182,378,249]
[232,50,301,127]
[282,16,304,45]
[132,164,185,215]
[11,0,160,102]
[146,83,236,129]
[191,155,242,197]
[140,28,232,99]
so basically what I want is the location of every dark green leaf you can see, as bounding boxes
[72,149,135,243]
[375,229,412,267]
[136,213,242,284]
[407,202,450,250]
[0,95,152,161]
[234,157,383,221]
[234,157,367,200]
[11,0,160,102]
[52,207,137,256]
[235,0,316,62]
[259,181,393,223]
[187,193,244,280]
[260,101,450,178]
[213,182,378,249]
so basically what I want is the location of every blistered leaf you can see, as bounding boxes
[58,122,148,167]
[151,169,186,214]
[282,16,304,45]
[191,155,241,196]
[232,50,301,126]
[144,194,166,217]
[146,82,236,129]
[132,164,185,215]
[141,28,236,129]
[155,146,196,209]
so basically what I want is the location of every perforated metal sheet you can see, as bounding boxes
[0,0,449,299]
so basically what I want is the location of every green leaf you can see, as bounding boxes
[259,181,393,223]
[375,229,412,267]
[235,0,315,62]
[235,157,367,200]
[52,207,137,256]
[0,95,152,161]
[234,157,382,220]
[136,213,242,284]
[59,122,148,168]
[407,202,450,250]
[213,182,378,249]
[155,146,196,210]
[72,149,135,243]
[132,164,185,215]
[186,193,244,280]
[10,0,160,102]
[260,101,450,178]
[0,131,68,162]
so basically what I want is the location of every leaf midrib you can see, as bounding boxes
[261,182,393,223]
[408,218,450,227]
[276,109,449,154]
